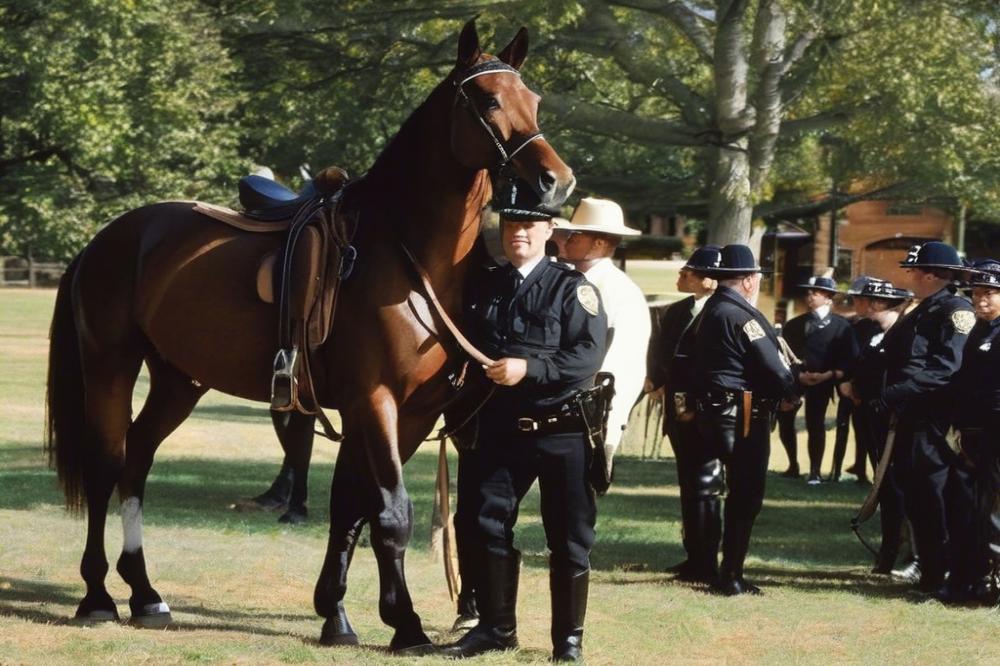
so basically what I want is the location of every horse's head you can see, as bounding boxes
[450,20,575,208]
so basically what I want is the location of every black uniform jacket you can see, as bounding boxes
[692,286,797,400]
[648,295,697,391]
[882,286,974,414]
[468,259,608,416]
[850,317,889,402]
[781,310,858,376]
[952,317,1000,429]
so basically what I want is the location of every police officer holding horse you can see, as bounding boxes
[446,184,607,661]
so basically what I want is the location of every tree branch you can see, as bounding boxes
[754,181,912,220]
[569,2,710,126]
[748,0,786,192]
[542,92,708,147]
[607,0,715,63]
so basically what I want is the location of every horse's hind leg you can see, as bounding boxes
[115,356,206,627]
[75,349,144,622]
[314,436,368,646]
[276,411,315,524]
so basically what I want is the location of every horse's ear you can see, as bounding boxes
[497,27,529,70]
[457,19,481,68]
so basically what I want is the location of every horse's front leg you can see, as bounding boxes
[359,387,437,653]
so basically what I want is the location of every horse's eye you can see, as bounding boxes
[484,96,500,111]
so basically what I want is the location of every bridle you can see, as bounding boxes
[453,59,545,175]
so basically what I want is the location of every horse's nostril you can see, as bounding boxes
[538,170,557,193]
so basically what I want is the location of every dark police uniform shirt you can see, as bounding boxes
[648,295,697,392]
[850,317,890,402]
[692,286,797,399]
[781,309,858,376]
[952,317,1000,429]
[882,286,974,414]
[468,259,608,417]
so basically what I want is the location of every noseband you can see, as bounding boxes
[454,60,545,173]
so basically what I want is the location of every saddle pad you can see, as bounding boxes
[192,202,291,233]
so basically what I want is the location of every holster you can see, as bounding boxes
[574,372,616,495]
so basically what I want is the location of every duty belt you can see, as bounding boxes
[516,407,585,434]
[694,390,778,416]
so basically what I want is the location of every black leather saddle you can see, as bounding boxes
[238,175,318,221]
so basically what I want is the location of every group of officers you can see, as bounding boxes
[439,176,1000,662]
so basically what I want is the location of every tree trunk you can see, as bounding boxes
[707,0,753,245]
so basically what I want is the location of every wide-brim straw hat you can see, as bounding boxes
[553,197,641,236]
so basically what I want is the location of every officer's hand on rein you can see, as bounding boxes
[484,358,527,386]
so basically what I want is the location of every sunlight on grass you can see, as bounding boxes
[3,286,1000,664]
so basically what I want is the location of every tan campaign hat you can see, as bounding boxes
[553,197,641,236]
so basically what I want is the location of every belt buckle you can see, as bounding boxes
[517,417,539,432]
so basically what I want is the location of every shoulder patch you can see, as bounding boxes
[577,284,600,316]
[743,319,766,342]
[951,309,975,335]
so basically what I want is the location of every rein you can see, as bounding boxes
[399,241,495,368]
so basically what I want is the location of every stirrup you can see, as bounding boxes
[270,348,300,411]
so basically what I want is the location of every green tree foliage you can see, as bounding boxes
[0,0,247,261]
[2,0,999,256]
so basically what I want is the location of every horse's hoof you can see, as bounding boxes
[394,642,439,657]
[74,592,119,623]
[72,608,120,624]
[129,601,172,628]
[278,507,308,524]
[389,629,434,653]
[231,495,288,512]
[319,617,359,646]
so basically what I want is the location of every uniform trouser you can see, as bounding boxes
[664,398,700,560]
[893,413,976,585]
[695,406,771,580]
[855,404,905,561]
[777,384,832,476]
[459,429,597,575]
[831,396,857,476]
[955,428,999,583]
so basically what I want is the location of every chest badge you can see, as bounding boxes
[951,310,975,335]
[743,319,766,342]
[577,284,600,316]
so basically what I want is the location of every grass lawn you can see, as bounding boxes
[1,287,998,665]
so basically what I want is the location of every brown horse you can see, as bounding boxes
[45,20,574,651]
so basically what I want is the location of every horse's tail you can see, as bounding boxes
[45,252,87,513]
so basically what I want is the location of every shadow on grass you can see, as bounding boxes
[1,445,880,575]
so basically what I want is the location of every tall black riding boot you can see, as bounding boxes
[680,497,720,584]
[443,551,519,657]
[716,517,761,596]
[667,493,697,576]
[550,567,588,663]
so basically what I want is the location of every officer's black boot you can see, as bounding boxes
[716,518,761,596]
[443,551,519,657]
[871,545,899,575]
[550,567,588,663]
[668,494,697,578]
[681,497,720,584]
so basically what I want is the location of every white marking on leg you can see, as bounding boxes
[121,496,143,554]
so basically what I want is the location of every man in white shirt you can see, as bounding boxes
[552,197,651,482]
